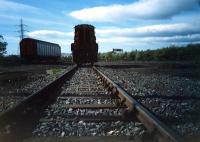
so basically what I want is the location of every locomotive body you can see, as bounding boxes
[20,38,61,61]
[71,24,98,64]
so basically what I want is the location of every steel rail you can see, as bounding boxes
[0,65,77,130]
[0,65,186,142]
[93,66,185,142]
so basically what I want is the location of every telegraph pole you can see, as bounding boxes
[20,19,24,40]
[16,18,28,55]
[16,18,28,40]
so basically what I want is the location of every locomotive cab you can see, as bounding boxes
[71,24,98,65]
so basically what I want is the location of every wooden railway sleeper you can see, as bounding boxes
[112,87,118,95]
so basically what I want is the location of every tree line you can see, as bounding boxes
[98,44,200,62]
[0,35,7,56]
[1,34,200,63]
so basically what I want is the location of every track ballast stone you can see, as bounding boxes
[98,67,200,137]
[33,67,147,138]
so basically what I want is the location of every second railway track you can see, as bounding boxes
[0,65,184,142]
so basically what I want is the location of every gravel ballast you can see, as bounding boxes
[98,67,200,137]
[33,67,147,138]
[0,66,70,113]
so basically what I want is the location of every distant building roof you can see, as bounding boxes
[113,49,123,53]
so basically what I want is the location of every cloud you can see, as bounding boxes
[96,23,200,37]
[69,0,200,22]
[0,0,39,12]
[144,34,200,43]
[28,30,73,38]
[0,14,67,26]
[27,30,73,51]
[97,34,200,47]
[96,22,200,44]
[27,22,200,49]
[0,0,67,26]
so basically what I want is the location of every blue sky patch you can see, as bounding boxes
[0,0,200,55]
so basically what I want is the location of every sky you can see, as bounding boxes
[0,0,200,55]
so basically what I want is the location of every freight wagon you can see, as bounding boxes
[71,24,98,65]
[20,38,61,61]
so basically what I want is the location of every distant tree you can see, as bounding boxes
[98,53,102,61]
[122,52,128,60]
[135,51,141,61]
[0,35,7,56]
[97,44,200,62]
[129,50,137,60]
[105,52,113,61]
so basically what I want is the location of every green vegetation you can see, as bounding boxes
[61,56,72,62]
[0,55,23,65]
[1,43,200,65]
[46,68,64,75]
[51,68,64,74]
[98,44,200,62]
[0,35,7,56]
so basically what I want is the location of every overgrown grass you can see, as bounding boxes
[46,68,64,75]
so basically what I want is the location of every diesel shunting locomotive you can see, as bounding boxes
[71,24,98,65]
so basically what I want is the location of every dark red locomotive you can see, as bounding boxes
[71,24,98,65]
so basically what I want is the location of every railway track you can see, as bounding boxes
[0,65,184,142]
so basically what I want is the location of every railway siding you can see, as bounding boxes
[0,66,69,113]
[98,67,200,138]
[0,66,186,142]
[32,67,148,139]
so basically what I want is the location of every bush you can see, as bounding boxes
[98,44,200,62]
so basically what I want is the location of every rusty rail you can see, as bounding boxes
[0,65,77,129]
[93,66,185,142]
[0,65,186,142]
